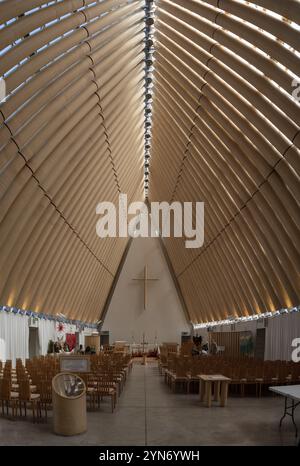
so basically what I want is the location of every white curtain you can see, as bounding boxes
[265,312,300,361]
[79,331,85,347]
[38,318,56,355]
[196,314,300,361]
[0,312,29,366]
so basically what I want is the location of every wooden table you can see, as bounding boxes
[198,374,231,407]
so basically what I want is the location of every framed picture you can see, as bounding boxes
[59,355,90,373]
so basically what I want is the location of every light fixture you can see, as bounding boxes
[193,305,300,329]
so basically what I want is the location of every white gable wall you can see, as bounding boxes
[102,237,190,345]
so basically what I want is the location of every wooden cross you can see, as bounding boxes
[132,265,159,309]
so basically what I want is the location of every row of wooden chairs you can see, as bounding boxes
[161,355,300,396]
[0,354,133,419]
[0,378,42,422]
[86,353,133,411]
[0,358,48,421]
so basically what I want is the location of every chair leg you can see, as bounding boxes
[32,402,36,423]
[38,402,42,421]
[256,384,261,398]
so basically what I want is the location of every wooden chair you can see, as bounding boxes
[187,361,202,393]
[254,365,264,397]
[37,380,52,419]
[0,378,19,417]
[158,354,168,375]
[170,362,189,393]
[80,373,97,410]
[95,377,117,412]
[18,379,42,422]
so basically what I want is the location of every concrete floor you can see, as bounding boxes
[0,361,299,446]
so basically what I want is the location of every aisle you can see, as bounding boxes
[119,362,298,446]
[0,361,298,445]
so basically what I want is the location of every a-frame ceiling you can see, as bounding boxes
[149,0,300,323]
[0,0,299,324]
[0,0,145,322]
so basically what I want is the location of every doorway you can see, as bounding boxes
[255,328,266,360]
[29,327,39,359]
[100,331,109,346]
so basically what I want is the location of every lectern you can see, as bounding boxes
[52,372,87,436]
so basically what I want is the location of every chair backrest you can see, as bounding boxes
[19,379,31,401]
[0,378,11,400]
[37,380,52,402]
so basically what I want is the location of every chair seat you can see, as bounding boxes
[99,388,115,394]
[87,387,96,393]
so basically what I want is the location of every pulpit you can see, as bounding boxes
[52,373,87,436]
